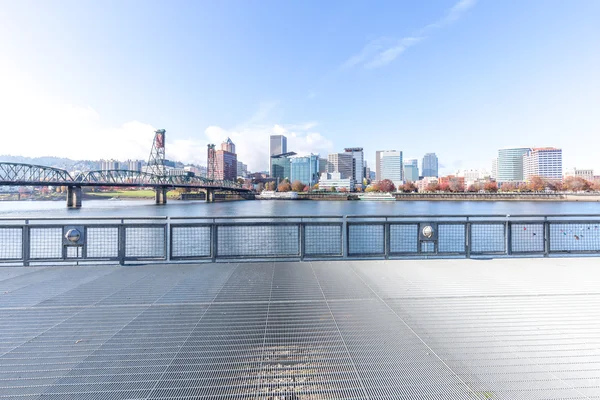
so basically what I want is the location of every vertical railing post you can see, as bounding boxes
[211,219,218,262]
[544,216,550,257]
[118,219,126,266]
[465,217,471,259]
[342,216,348,258]
[384,218,390,260]
[22,220,30,267]
[506,217,512,256]
[165,219,170,262]
[299,219,305,261]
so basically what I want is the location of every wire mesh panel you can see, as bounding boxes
[125,226,166,259]
[217,224,299,257]
[86,226,119,259]
[511,223,544,253]
[421,241,435,253]
[304,224,342,256]
[550,223,600,253]
[348,224,384,256]
[0,227,22,260]
[389,224,418,254]
[29,227,62,259]
[438,224,466,253]
[171,225,212,259]
[471,223,506,254]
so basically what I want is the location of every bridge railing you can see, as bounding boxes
[1,214,599,266]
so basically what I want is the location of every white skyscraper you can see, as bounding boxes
[523,148,562,181]
[380,150,403,186]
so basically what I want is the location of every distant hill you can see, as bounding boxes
[0,155,200,173]
[0,155,100,172]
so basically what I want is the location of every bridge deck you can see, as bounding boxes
[1,258,599,399]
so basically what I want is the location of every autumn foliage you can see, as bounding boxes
[291,180,306,192]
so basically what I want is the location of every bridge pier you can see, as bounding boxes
[205,188,215,203]
[66,186,82,208]
[155,187,168,204]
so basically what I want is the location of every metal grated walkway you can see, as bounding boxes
[1,258,600,399]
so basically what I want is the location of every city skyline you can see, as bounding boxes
[1,1,599,174]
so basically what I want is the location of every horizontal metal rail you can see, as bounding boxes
[0,214,599,266]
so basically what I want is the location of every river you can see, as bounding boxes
[0,199,599,218]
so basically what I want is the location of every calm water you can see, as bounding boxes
[0,199,598,218]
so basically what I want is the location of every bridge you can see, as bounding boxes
[0,129,250,207]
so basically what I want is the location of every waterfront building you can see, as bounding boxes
[403,158,419,182]
[318,172,355,191]
[101,159,120,171]
[380,150,403,186]
[422,153,438,178]
[456,169,482,186]
[344,148,364,184]
[497,147,529,182]
[270,152,295,182]
[375,151,383,181]
[523,148,562,181]
[183,165,204,177]
[290,154,319,187]
[327,153,354,179]
[237,161,248,178]
[207,138,238,181]
[564,168,594,182]
[126,160,142,172]
[416,177,439,192]
[491,158,498,179]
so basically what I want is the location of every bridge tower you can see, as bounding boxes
[147,129,168,204]
[147,129,166,177]
[207,144,216,180]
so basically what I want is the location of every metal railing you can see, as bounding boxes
[1,214,599,265]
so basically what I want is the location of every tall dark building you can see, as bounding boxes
[422,153,439,178]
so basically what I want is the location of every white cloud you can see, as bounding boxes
[343,0,477,69]
[0,85,332,172]
[201,123,333,172]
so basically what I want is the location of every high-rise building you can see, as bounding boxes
[344,148,364,184]
[270,135,287,175]
[318,158,329,174]
[403,159,419,182]
[101,159,120,171]
[375,151,383,181]
[270,135,287,156]
[126,160,142,172]
[523,148,562,182]
[290,154,320,187]
[497,148,529,182]
[237,161,248,178]
[270,152,295,182]
[422,153,438,178]
[327,153,354,179]
[221,138,236,153]
[380,151,403,184]
[491,158,498,179]
[207,138,238,181]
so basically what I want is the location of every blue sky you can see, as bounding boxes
[1,0,599,174]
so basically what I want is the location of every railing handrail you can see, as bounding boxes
[1,213,600,221]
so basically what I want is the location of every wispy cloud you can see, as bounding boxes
[343,0,478,69]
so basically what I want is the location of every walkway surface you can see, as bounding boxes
[1,258,600,399]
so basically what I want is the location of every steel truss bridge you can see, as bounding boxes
[0,162,249,207]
